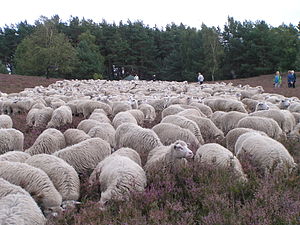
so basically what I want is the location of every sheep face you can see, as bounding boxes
[173,141,194,159]
[255,102,269,111]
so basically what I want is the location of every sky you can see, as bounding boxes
[0,0,299,29]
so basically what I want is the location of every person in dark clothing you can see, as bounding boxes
[291,70,296,88]
[287,70,295,88]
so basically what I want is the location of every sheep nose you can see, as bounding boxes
[186,150,194,158]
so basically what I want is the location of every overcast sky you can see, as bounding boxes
[1,0,299,29]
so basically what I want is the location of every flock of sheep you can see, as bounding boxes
[0,78,299,224]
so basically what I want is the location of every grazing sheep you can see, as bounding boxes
[177,108,206,118]
[235,133,297,175]
[112,101,132,116]
[64,128,91,146]
[138,103,156,121]
[288,102,300,113]
[25,154,80,203]
[204,98,247,113]
[127,109,145,126]
[47,105,72,128]
[89,112,111,124]
[112,111,138,129]
[53,138,111,176]
[25,128,65,155]
[77,119,105,134]
[112,147,142,166]
[147,98,170,114]
[88,124,116,150]
[241,98,259,113]
[250,109,296,134]
[161,105,185,118]
[0,177,31,197]
[26,107,54,127]
[81,100,112,118]
[184,115,225,144]
[152,123,201,152]
[0,161,62,213]
[0,128,24,154]
[225,128,267,152]
[0,114,13,128]
[189,102,213,117]
[89,155,147,209]
[115,123,162,164]
[0,151,31,162]
[237,116,285,141]
[194,143,247,182]
[161,115,204,144]
[145,140,194,175]
[0,193,46,225]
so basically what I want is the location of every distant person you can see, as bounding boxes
[152,74,156,81]
[273,71,282,88]
[287,70,295,88]
[291,70,296,88]
[197,72,204,85]
[134,75,139,80]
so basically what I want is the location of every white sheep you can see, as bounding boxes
[0,151,31,162]
[89,112,111,124]
[112,111,138,129]
[184,115,225,144]
[111,147,142,166]
[25,128,65,155]
[237,116,285,141]
[161,105,185,118]
[81,100,112,118]
[26,107,53,127]
[87,123,116,150]
[160,115,204,144]
[194,143,247,182]
[0,114,13,128]
[112,101,132,116]
[47,105,72,128]
[152,123,201,152]
[0,177,31,197]
[204,98,247,113]
[77,119,105,134]
[235,133,297,175]
[145,140,194,175]
[138,103,156,121]
[89,154,147,209]
[0,161,62,214]
[0,193,46,225]
[189,102,213,117]
[64,128,91,146]
[53,138,111,176]
[25,154,80,203]
[0,128,24,154]
[127,109,145,126]
[115,123,162,164]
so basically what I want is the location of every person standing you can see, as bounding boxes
[287,70,295,88]
[273,71,282,88]
[197,72,204,85]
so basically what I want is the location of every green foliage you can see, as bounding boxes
[0,60,8,73]
[92,73,103,80]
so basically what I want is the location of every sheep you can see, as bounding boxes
[88,124,116,150]
[112,111,138,129]
[241,98,259,112]
[127,109,145,126]
[161,115,204,144]
[0,151,31,162]
[26,107,54,127]
[288,102,300,113]
[250,109,296,134]
[89,112,111,124]
[89,155,147,209]
[115,123,162,165]
[80,100,112,118]
[287,123,300,142]
[235,133,297,175]
[25,154,80,203]
[112,147,142,166]
[183,115,225,144]
[236,116,285,141]
[210,111,248,135]
[278,99,291,109]
[152,123,201,152]
[47,105,72,128]
[0,128,24,154]
[161,105,185,118]
[189,102,213,117]
[0,193,46,225]
[53,138,111,176]
[0,114,13,128]
[0,177,31,197]
[77,119,105,134]
[255,102,270,111]
[177,108,206,118]
[225,128,267,152]
[194,143,247,182]
[147,97,170,113]
[112,101,132,116]
[0,161,62,213]
[145,140,194,175]
[204,98,247,113]
[64,128,91,146]
[25,128,65,155]
[138,103,156,121]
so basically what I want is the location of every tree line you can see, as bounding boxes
[0,15,299,82]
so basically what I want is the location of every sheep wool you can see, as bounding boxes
[0,114,13,128]
[47,105,72,128]
[64,128,91,146]
[0,151,31,163]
